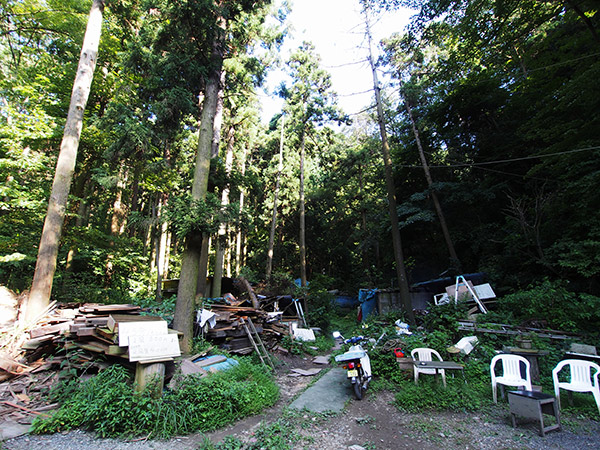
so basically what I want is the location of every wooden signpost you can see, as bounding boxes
[108,314,181,396]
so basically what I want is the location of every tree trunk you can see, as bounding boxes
[129,164,141,237]
[173,21,225,352]
[155,193,168,300]
[299,129,307,287]
[363,5,414,325]
[266,115,284,280]
[110,163,128,236]
[212,123,235,297]
[211,70,226,158]
[236,143,248,275]
[196,234,210,298]
[106,163,128,283]
[25,0,104,323]
[65,177,89,272]
[405,100,460,270]
[239,276,260,309]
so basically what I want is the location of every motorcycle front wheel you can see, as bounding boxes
[353,378,364,400]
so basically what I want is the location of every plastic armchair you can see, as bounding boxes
[490,354,532,403]
[552,359,600,415]
[411,347,446,387]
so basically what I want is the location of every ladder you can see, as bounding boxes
[240,317,274,369]
[293,298,308,328]
[454,275,488,314]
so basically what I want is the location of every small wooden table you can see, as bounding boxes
[508,390,561,436]
[412,360,465,386]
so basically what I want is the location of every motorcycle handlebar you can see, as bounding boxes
[344,336,364,344]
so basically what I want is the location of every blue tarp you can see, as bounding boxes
[192,355,239,372]
[334,295,359,308]
[358,289,378,320]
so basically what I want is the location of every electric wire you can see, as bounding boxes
[398,145,600,169]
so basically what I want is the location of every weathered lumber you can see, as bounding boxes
[194,355,227,368]
[29,322,69,338]
[107,314,163,332]
[238,277,260,309]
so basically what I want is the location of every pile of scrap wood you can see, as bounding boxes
[0,302,179,383]
[201,303,290,355]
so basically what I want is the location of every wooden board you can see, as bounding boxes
[193,355,227,368]
[73,340,109,353]
[128,334,180,362]
[76,327,96,337]
[117,320,168,346]
[80,304,141,314]
[106,345,127,356]
[29,323,70,339]
[107,314,164,332]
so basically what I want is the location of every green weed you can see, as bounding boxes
[32,359,279,439]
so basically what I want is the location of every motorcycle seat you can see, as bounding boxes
[335,350,367,362]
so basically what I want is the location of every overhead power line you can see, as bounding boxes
[400,145,600,169]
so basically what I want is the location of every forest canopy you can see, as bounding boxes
[1,0,599,313]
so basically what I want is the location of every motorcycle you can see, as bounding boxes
[333,331,372,400]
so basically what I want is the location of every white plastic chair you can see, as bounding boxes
[411,347,446,387]
[490,354,532,403]
[552,359,600,415]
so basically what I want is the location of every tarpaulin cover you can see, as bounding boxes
[358,289,378,320]
[193,355,239,372]
[334,295,359,308]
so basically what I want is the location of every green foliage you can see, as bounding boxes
[53,229,150,304]
[394,376,490,413]
[265,271,295,295]
[494,279,600,336]
[422,303,467,336]
[197,413,305,450]
[32,360,279,438]
[137,295,177,322]
[279,334,332,357]
[167,194,240,240]
[369,347,407,385]
[303,275,335,331]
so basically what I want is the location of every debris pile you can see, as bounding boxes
[1,303,156,383]
[202,303,290,355]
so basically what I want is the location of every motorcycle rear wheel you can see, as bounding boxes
[353,378,364,400]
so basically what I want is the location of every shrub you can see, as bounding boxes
[495,279,600,337]
[394,375,490,412]
[303,275,335,332]
[32,359,279,438]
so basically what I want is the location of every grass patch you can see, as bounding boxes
[31,359,279,438]
[394,375,491,412]
[197,409,335,450]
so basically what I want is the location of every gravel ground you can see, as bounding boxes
[4,384,600,450]
[3,351,600,450]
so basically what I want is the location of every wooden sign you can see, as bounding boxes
[128,334,181,362]
[117,320,168,346]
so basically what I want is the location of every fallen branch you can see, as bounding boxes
[2,400,49,417]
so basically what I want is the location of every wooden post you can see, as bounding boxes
[135,362,165,397]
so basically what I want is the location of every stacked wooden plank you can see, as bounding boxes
[203,304,290,355]
[20,303,159,364]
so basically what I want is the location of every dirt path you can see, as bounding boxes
[4,353,600,450]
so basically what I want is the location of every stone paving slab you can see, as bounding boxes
[289,368,352,413]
